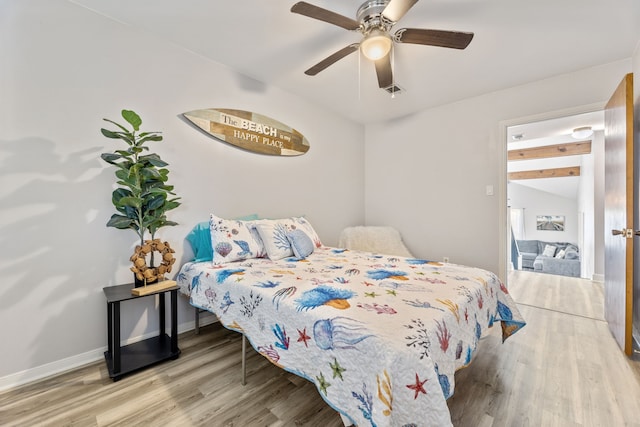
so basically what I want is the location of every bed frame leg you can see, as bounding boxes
[195,307,246,384]
[241,333,247,386]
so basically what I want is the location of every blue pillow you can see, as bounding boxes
[286,229,314,259]
[186,214,259,262]
[564,249,579,260]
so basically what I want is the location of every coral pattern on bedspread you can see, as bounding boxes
[176,247,525,427]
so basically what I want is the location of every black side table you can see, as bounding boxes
[103,282,180,381]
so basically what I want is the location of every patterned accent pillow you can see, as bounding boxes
[187,214,259,262]
[542,244,556,257]
[287,229,315,259]
[210,214,265,265]
[253,217,323,260]
[254,219,296,260]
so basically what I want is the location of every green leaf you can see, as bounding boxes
[139,131,162,138]
[115,180,135,192]
[117,170,140,189]
[103,118,131,133]
[137,134,163,145]
[140,167,163,181]
[142,187,168,197]
[115,150,133,157]
[101,128,123,139]
[146,195,166,211]
[101,127,135,145]
[117,196,142,209]
[141,215,157,229]
[115,169,130,181]
[127,164,142,183]
[122,110,142,131]
[140,154,168,167]
[101,152,122,164]
[106,214,135,229]
[163,199,181,211]
[112,188,132,201]
[113,202,137,219]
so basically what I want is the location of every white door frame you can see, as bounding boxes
[497,102,605,283]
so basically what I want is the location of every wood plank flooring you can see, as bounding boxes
[1,271,639,426]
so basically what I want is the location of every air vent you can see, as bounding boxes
[383,84,404,95]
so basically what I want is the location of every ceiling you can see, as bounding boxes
[70,0,639,125]
[507,110,604,200]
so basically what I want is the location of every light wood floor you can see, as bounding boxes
[2,271,640,426]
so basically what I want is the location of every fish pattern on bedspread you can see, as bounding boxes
[176,247,525,427]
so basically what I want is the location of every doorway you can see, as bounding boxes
[499,106,605,283]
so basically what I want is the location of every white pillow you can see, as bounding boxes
[542,244,557,257]
[253,217,321,260]
[209,214,265,264]
[555,249,566,259]
[254,219,295,260]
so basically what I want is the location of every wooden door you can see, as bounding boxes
[604,73,634,356]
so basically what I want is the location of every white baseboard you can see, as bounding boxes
[0,316,217,393]
[592,273,604,283]
[0,347,105,393]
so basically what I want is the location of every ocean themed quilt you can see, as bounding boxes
[176,247,525,427]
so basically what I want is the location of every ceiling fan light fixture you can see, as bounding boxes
[361,29,392,60]
[571,126,593,139]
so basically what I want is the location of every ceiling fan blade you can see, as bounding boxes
[382,0,419,23]
[395,28,474,49]
[291,2,361,31]
[304,44,359,76]
[374,53,393,89]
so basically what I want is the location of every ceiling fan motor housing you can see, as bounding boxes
[290,0,473,89]
[357,0,395,34]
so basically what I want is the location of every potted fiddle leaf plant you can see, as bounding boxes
[101,109,181,286]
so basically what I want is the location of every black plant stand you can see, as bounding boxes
[103,282,180,381]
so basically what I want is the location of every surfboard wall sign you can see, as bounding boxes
[182,108,310,156]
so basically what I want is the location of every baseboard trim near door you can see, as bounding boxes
[592,273,604,283]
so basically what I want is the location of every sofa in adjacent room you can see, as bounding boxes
[515,239,581,277]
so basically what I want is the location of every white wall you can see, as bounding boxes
[577,130,606,281]
[508,183,579,243]
[0,0,364,387]
[365,60,631,274]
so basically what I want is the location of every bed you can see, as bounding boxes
[176,215,525,426]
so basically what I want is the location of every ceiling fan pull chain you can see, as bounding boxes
[391,46,395,98]
[358,48,361,100]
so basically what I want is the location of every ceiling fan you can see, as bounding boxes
[291,0,474,90]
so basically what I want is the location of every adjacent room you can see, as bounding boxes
[2,0,640,425]
[507,110,605,280]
